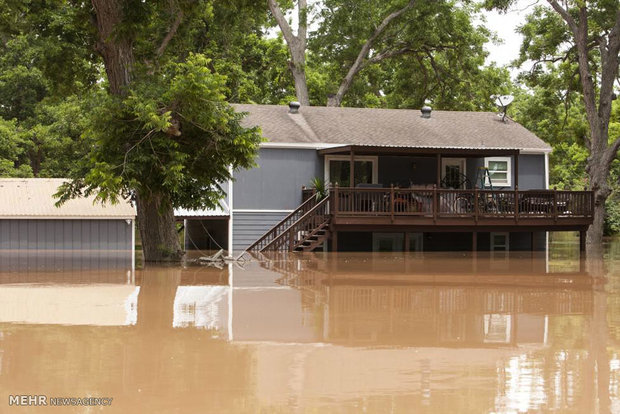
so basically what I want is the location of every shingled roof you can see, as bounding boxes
[233,104,551,152]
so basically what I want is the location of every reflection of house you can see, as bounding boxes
[0,178,136,269]
[182,104,593,253]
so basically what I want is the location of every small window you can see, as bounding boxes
[484,157,512,187]
[491,232,509,251]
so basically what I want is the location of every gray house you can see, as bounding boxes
[0,178,136,269]
[183,103,593,254]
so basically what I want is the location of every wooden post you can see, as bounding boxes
[436,153,441,187]
[433,185,437,223]
[333,184,339,215]
[331,230,338,252]
[553,186,558,222]
[579,230,586,252]
[472,231,477,252]
[390,184,395,223]
[514,185,519,223]
[474,186,479,223]
[349,149,355,188]
[404,232,410,252]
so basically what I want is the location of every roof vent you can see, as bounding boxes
[289,101,301,114]
[421,105,432,119]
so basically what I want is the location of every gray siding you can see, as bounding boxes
[466,154,545,190]
[233,148,323,210]
[518,154,545,190]
[232,211,288,251]
[0,219,132,251]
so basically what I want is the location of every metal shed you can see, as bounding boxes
[0,179,136,269]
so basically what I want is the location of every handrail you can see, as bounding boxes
[262,195,331,252]
[246,195,318,252]
[330,187,594,219]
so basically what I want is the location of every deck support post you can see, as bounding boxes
[404,232,410,252]
[472,231,477,252]
[331,230,338,252]
[579,230,587,253]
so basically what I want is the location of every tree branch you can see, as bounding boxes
[327,0,417,106]
[156,8,183,58]
[268,0,297,47]
[547,0,577,35]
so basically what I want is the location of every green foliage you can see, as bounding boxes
[57,54,262,209]
[0,118,32,177]
[310,177,327,201]
[308,0,512,109]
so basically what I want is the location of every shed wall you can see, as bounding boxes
[0,219,132,251]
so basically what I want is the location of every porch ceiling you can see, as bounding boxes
[317,145,520,158]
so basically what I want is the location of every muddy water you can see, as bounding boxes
[0,238,619,413]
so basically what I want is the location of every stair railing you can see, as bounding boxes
[246,195,318,252]
[262,195,331,252]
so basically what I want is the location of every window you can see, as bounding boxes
[484,157,512,187]
[325,156,378,187]
[491,232,510,251]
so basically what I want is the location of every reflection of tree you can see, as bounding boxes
[137,266,181,329]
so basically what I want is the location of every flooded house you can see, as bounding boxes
[182,103,594,254]
[0,178,136,270]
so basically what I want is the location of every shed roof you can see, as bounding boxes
[233,104,551,153]
[0,178,136,219]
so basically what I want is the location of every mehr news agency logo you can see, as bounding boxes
[9,395,113,407]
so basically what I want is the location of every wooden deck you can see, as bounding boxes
[331,187,594,231]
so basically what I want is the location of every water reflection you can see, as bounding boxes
[0,241,618,413]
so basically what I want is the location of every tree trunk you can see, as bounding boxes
[91,0,134,96]
[136,192,184,262]
[91,0,184,262]
[586,155,611,247]
[288,58,310,106]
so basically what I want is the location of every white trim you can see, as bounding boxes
[520,148,552,154]
[0,216,136,220]
[260,142,341,150]
[228,263,233,342]
[227,165,234,256]
[484,157,512,187]
[324,155,379,186]
[544,152,549,190]
[260,142,552,154]
[232,209,294,213]
[131,219,136,271]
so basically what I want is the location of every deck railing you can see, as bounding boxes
[331,186,593,220]
[247,195,318,252]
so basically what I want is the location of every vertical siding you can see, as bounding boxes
[0,219,132,251]
[233,148,323,210]
[232,211,288,251]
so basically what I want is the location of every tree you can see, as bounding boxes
[267,0,311,105]
[269,0,507,108]
[55,1,262,261]
[485,0,620,247]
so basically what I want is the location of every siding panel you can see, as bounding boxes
[232,211,289,251]
[0,219,132,252]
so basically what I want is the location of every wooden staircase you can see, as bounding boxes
[247,195,331,253]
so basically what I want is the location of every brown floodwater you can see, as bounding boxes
[1,236,619,413]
